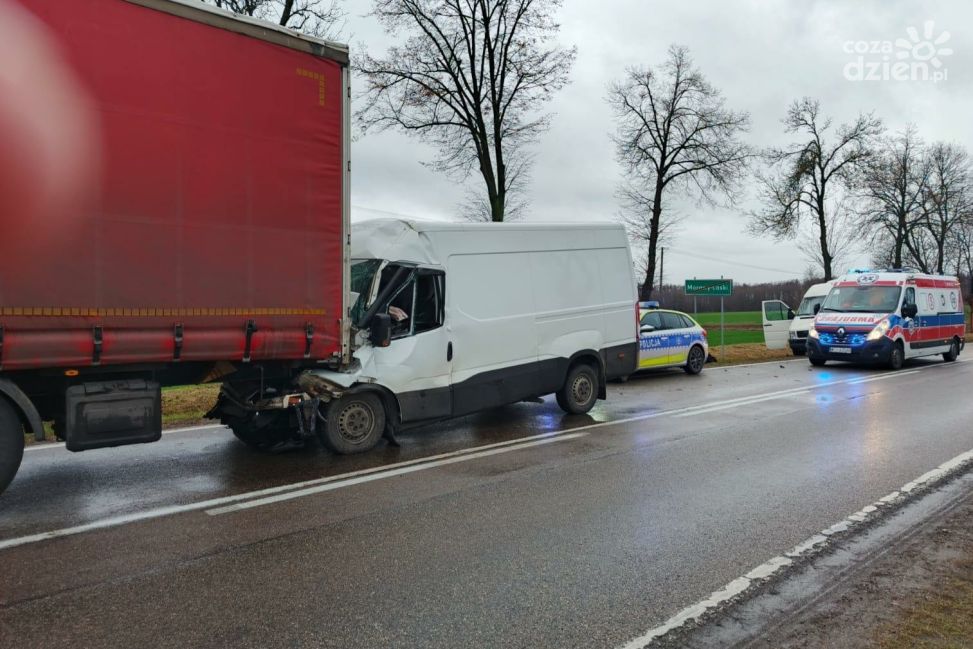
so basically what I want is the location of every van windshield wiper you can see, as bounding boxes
[819,307,840,312]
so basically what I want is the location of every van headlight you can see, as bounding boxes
[808,326,819,340]
[867,319,891,341]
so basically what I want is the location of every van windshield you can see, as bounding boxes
[820,285,902,314]
[350,259,383,326]
[796,296,825,316]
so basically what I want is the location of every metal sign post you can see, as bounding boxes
[684,278,733,362]
[720,295,726,361]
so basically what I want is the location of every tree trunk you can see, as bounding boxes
[816,196,833,280]
[641,181,664,300]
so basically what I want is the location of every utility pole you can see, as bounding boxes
[659,247,664,297]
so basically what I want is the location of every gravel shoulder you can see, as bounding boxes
[746,482,973,649]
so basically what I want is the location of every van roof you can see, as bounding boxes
[351,218,629,266]
[834,271,960,289]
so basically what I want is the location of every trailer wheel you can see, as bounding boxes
[321,392,385,455]
[556,363,598,415]
[227,412,292,452]
[0,398,25,494]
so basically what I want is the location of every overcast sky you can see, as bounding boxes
[343,0,971,284]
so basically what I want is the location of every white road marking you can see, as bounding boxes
[206,432,588,515]
[0,430,586,551]
[715,358,807,370]
[24,424,226,452]
[616,447,973,649]
[672,371,919,418]
[2,359,957,550]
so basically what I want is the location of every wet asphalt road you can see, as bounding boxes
[2,357,973,648]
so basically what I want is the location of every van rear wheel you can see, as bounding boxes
[943,339,960,362]
[0,398,25,494]
[321,392,385,454]
[556,364,598,415]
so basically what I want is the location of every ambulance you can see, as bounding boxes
[806,269,966,369]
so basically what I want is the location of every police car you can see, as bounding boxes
[807,269,965,369]
[637,302,709,374]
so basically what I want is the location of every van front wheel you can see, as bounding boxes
[888,342,905,370]
[321,392,385,454]
[556,364,598,415]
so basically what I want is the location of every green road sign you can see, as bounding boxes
[684,279,733,296]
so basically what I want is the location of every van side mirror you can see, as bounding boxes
[813,304,821,315]
[902,303,918,319]
[369,313,392,347]
[640,324,655,333]
[787,308,795,320]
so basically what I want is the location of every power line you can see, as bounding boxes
[665,246,805,277]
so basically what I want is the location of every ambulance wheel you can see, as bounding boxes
[888,342,905,370]
[0,397,25,494]
[943,338,960,362]
[321,392,385,454]
[684,345,706,375]
[809,356,826,367]
[557,363,598,415]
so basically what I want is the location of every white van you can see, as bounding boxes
[303,219,639,452]
[762,281,836,355]
[806,270,965,370]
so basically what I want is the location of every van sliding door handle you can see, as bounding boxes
[447,342,453,362]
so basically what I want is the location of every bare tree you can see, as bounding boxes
[203,0,345,38]
[749,98,883,280]
[921,142,972,274]
[354,0,576,222]
[608,45,751,300]
[616,184,683,283]
[859,125,930,268]
[798,193,860,276]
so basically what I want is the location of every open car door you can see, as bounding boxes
[761,300,792,350]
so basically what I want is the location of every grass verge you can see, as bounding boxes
[875,562,973,649]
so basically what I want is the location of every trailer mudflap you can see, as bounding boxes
[65,380,162,452]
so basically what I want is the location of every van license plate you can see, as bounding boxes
[830,347,852,354]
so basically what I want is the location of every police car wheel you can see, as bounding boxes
[556,364,598,415]
[809,356,826,367]
[888,342,905,371]
[943,339,959,362]
[684,345,705,375]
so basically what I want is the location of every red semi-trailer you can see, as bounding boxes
[0,0,351,490]
[0,0,639,495]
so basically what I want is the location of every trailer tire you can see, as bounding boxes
[0,397,25,494]
[321,392,385,455]
[556,363,598,415]
[227,412,292,452]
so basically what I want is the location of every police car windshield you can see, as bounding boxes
[820,286,901,313]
